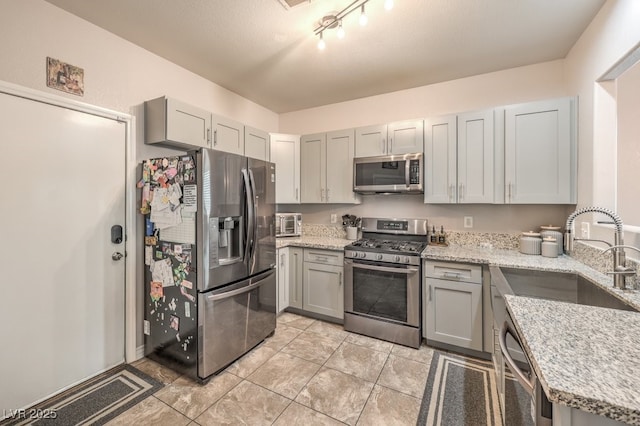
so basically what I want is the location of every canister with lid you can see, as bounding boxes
[540,225,563,255]
[519,231,542,255]
[541,236,558,258]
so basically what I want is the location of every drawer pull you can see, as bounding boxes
[443,271,462,279]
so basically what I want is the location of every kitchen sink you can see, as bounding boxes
[491,267,637,312]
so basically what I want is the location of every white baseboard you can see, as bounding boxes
[135,345,145,361]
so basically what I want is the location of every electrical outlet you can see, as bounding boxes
[330,214,337,224]
[581,222,590,239]
[464,216,473,228]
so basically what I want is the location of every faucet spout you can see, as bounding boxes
[565,206,629,289]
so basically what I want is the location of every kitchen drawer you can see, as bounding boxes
[304,249,344,266]
[425,261,482,283]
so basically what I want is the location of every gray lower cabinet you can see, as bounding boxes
[424,261,483,351]
[302,249,344,320]
[288,247,304,309]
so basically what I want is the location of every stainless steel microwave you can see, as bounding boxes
[275,213,302,237]
[353,153,423,194]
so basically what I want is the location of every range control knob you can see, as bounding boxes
[376,254,383,260]
[394,255,401,262]
[359,252,367,258]
[404,256,410,263]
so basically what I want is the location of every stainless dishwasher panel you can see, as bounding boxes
[198,269,276,378]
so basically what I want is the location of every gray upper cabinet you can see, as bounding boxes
[212,114,244,155]
[504,97,576,204]
[424,110,494,204]
[355,120,424,157]
[300,133,325,203]
[244,125,270,161]
[270,133,300,204]
[457,110,495,203]
[300,130,359,204]
[145,96,211,149]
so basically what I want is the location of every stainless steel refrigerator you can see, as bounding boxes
[141,148,276,382]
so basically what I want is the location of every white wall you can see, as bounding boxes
[0,0,279,138]
[280,60,567,134]
[564,0,640,248]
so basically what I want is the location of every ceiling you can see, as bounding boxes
[44,0,606,113]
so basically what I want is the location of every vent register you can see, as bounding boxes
[276,0,312,10]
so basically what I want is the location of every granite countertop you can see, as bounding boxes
[276,236,353,251]
[505,295,640,425]
[422,244,640,311]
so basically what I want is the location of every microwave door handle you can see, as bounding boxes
[499,321,534,396]
[405,159,410,188]
[241,169,254,267]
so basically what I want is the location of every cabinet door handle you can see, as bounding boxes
[295,188,299,201]
[280,253,285,267]
[320,188,325,202]
[389,137,393,154]
[443,271,462,279]
[213,129,218,146]
[293,252,299,301]
[207,128,211,146]
[326,188,330,202]
[339,272,343,286]
[381,138,386,154]
[507,182,512,202]
[459,183,463,201]
[429,284,432,301]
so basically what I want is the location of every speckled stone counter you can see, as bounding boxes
[422,243,640,423]
[422,244,640,311]
[276,236,353,251]
[505,295,640,425]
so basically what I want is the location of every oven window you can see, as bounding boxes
[352,266,407,323]
[355,160,407,186]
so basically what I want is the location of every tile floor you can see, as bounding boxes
[108,312,435,425]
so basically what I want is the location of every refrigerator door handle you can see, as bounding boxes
[248,168,259,266]
[206,269,273,301]
[241,168,254,266]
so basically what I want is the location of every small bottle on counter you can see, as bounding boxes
[438,226,446,244]
[430,226,438,244]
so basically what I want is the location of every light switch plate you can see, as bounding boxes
[330,214,337,223]
[581,222,590,238]
[464,216,473,228]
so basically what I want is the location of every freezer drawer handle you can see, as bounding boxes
[206,273,272,301]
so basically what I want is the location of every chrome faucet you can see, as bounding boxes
[565,206,635,289]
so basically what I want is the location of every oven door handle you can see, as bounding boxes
[347,260,419,274]
[499,321,534,396]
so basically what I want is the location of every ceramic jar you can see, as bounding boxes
[540,225,563,255]
[520,231,542,255]
[541,236,558,258]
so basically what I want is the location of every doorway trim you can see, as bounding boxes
[0,80,138,364]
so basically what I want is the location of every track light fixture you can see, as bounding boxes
[314,0,394,50]
[359,4,368,26]
[317,31,326,50]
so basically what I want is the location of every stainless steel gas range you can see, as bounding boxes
[343,218,428,348]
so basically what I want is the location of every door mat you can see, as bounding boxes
[417,351,502,426]
[2,364,163,426]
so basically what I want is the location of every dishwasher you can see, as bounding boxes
[490,266,552,426]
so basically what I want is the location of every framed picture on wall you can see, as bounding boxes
[46,57,84,96]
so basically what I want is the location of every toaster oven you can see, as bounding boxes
[275,213,302,237]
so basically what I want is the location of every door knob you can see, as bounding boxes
[112,252,124,261]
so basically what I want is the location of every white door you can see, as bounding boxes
[0,92,126,412]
